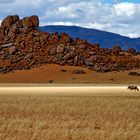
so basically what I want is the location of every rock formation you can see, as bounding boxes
[127,48,136,55]
[0,15,140,74]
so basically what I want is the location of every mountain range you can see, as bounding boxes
[39,25,140,51]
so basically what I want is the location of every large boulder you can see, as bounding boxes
[1,15,14,28]
[22,17,33,28]
[75,38,87,44]
[127,48,136,55]
[1,15,19,28]
[12,15,19,24]
[57,44,65,53]
[112,46,122,52]
[63,52,75,60]
[30,15,39,28]
[21,15,39,29]
[48,32,59,44]
[59,32,72,43]
[112,46,122,56]
[49,47,57,55]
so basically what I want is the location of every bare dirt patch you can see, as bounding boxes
[0,64,140,84]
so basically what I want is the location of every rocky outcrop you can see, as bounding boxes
[22,17,33,28]
[0,15,39,36]
[112,46,122,56]
[30,15,39,28]
[21,15,39,29]
[0,15,140,74]
[1,15,19,28]
[127,48,136,55]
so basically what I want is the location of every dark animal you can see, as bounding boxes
[127,85,139,92]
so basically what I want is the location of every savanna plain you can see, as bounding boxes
[0,90,140,140]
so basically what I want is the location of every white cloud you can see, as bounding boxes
[46,21,75,26]
[114,2,138,17]
[0,0,140,38]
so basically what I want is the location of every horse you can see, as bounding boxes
[127,85,139,92]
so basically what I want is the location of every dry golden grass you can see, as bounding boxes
[0,94,140,140]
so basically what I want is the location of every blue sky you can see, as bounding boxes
[0,0,140,38]
[106,0,139,3]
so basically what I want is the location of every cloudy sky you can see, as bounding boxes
[0,0,140,38]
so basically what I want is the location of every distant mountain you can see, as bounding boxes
[39,25,140,51]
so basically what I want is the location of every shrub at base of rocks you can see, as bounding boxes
[128,71,140,76]
[71,69,85,74]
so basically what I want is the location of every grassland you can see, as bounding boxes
[0,93,140,140]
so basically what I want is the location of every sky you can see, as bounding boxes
[0,0,140,38]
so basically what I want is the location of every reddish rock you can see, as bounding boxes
[12,15,19,23]
[94,44,100,49]
[9,46,16,55]
[22,27,31,34]
[84,61,94,67]
[4,28,10,35]
[1,15,19,31]
[0,27,5,35]
[48,32,59,44]
[56,53,64,61]
[112,49,120,56]
[22,17,33,28]
[74,55,78,65]
[0,15,140,74]
[61,69,67,72]
[9,20,22,34]
[87,51,97,55]
[30,15,39,28]
[0,51,4,55]
[76,44,87,50]
[59,32,72,43]
[9,25,17,34]
[59,60,66,66]
[112,46,122,56]
[49,47,56,55]
[1,15,14,28]
[94,63,101,72]
[87,55,99,62]
[70,46,76,52]
[63,52,75,60]
[112,46,122,52]
[71,69,85,74]
[24,53,32,59]
[67,59,74,65]
[127,48,136,54]
[75,38,87,44]
[57,44,65,53]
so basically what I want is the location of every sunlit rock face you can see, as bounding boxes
[0,15,140,74]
